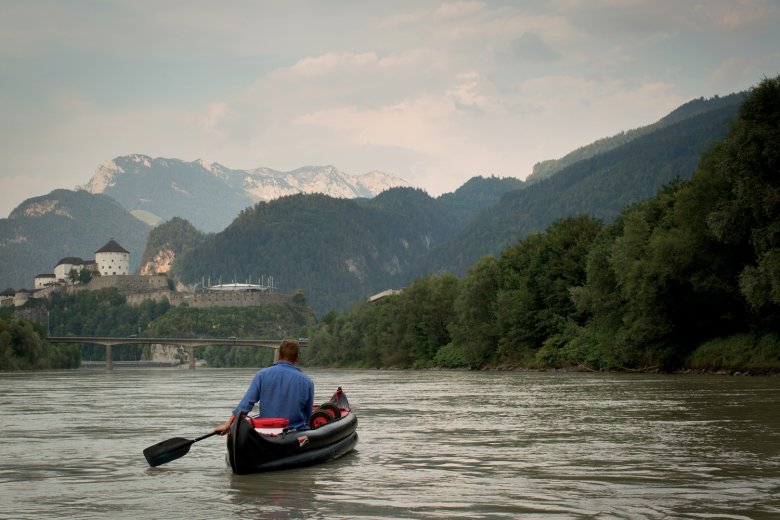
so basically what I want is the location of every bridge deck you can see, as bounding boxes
[46,336,300,348]
[46,336,307,370]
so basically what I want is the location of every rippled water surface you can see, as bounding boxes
[0,368,778,519]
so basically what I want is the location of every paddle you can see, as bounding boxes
[143,430,219,467]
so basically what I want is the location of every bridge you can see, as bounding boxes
[47,336,307,370]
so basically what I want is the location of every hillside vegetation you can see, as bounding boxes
[528,93,745,182]
[426,96,744,276]
[170,178,521,314]
[307,76,780,373]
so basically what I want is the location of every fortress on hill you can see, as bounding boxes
[3,238,292,309]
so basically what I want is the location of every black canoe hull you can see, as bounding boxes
[227,412,358,474]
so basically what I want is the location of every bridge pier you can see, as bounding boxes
[189,346,195,370]
[106,344,112,371]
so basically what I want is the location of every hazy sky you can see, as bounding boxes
[2,0,779,217]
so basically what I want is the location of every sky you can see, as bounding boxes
[1,0,779,218]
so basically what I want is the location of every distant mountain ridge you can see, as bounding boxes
[528,93,745,182]
[425,93,746,276]
[79,155,410,232]
[1,89,749,318]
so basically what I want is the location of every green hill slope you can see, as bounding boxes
[171,179,521,315]
[528,93,745,182]
[427,94,744,276]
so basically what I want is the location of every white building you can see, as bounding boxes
[34,273,57,289]
[54,257,85,282]
[95,239,130,276]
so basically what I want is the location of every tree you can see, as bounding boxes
[702,76,780,320]
[79,269,93,284]
[448,256,500,368]
[496,216,601,362]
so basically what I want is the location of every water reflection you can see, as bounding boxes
[229,469,319,519]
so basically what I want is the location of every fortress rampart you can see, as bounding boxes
[125,289,292,308]
[40,274,292,309]
[81,274,169,293]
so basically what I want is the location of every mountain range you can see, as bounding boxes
[0,89,747,313]
[79,156,410,232]
[164,91,746,314]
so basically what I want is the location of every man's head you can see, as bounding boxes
[278,339,300,363]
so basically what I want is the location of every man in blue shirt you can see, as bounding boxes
[215,339,314,432]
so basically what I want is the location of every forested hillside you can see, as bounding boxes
[171,178,521,314]
[435,175,524,228]
[527,93,745,182]
[307,76,780,373]
[139,217,208,275]
[0,190,151,289]
[172,189,448,314]
[426,95,744,276]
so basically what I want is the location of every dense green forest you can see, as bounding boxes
[0,309,80,370]
[426,95,744,276]
[307,77,780,374]
[170,177,521,314]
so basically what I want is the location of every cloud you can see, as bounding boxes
[1,0,778,218]
[434,1,487,19]
[295,95,455,154]
[511,32,561,62]
[696,0,780,31]
[709,54,780,92]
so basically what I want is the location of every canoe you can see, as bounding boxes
[226,387,358,474]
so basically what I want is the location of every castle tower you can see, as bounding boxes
[95,238,130,276]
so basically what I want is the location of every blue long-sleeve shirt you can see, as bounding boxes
[232,362,314,430]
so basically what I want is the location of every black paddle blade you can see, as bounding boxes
[143,437,194,467]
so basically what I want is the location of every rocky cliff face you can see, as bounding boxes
[139,248,175,275]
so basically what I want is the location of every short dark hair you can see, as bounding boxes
[278,339,300,362]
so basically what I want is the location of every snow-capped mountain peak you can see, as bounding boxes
[77,155,412,232]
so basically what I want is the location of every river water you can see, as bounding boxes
[0,368,778,519]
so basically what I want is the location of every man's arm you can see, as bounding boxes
[215,373,263,435]
[234,372,263,415]
[214,414,235,435]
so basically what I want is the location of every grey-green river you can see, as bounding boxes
[0,368,778,519]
